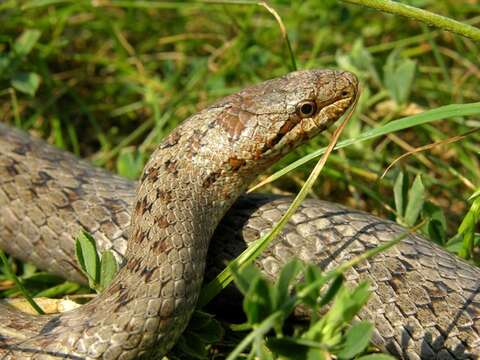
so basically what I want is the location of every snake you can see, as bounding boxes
[0,69,478,360]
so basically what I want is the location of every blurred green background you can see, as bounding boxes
[1,1,480,357]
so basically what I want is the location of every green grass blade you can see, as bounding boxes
[0,250,45,315]
[250,102,480,192]
[340,0,480,41]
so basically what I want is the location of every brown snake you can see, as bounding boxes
[0,69,478,360]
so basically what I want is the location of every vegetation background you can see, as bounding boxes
[0,0,479,358]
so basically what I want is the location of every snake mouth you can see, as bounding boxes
[313,78,358,129]
[310,93,357,135]
[307,70,358,129]
[315,96,355,124]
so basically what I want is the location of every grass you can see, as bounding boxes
[1,0,480,358]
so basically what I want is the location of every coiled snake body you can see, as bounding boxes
[0,69,479,359]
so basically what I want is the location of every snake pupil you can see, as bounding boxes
[297,101,317,118]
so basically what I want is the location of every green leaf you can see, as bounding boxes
[273,258,303,310]
[244,276,273,325]
[99,251,118,291]
[21,262,37,278]
[246,278,273,325]
[446,233,464,254]
[299,264,324,308]
[266,337,309,359]
[340,281,371,322]
[337,321,373,359]
[226,311,283,360]
[319,274,344,307]
[186,311,223,344]
[404,175,425,227]
[457,194,480,259]
[0,250,45,314]
[0,54,11,75]
[75,231,100,290]
[393,60,416,104]
[468,188,480,201]
[423,202,447,245]
[116,147,145,180]
[383,50,416,105]
[231,263,262,296]
[172,311,223,359]
[35,281,81,298]
[336,39,380,86]
[305,281,371,346]
[428,219,446,246]
[175,332,207,359]
[13,29,41,58]
[22,272,63,284]
[21,0,72,9]
[306,347,327,360]
[11,72,41,96]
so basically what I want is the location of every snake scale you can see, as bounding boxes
[0,69,479,360]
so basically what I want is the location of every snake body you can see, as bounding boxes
[0,69,359,359]
[0,71,479,360]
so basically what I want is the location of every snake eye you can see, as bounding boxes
[296,100,317,118]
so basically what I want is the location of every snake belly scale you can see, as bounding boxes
[0,69,359,359]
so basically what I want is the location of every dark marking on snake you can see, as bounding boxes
[160,131,181,149]
[141,266,158,282]
[32,170,53,187]
[155,215,169,229]
[5,161,19,177]
[228,157,246,172]
[12,143,32,155]
[202,171,220,188]
[40,317,62,335]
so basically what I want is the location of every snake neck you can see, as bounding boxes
[84,120,259,356]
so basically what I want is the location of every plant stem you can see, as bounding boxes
[0,250,45,315]
[341,0,480,41]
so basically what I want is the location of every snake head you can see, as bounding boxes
[256,69,358,157]
[155,69,358,195]
[207,69,358,167]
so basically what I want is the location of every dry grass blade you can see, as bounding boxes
[198,90,360,307]
[199,0,296,70]
[380,127,480,182]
